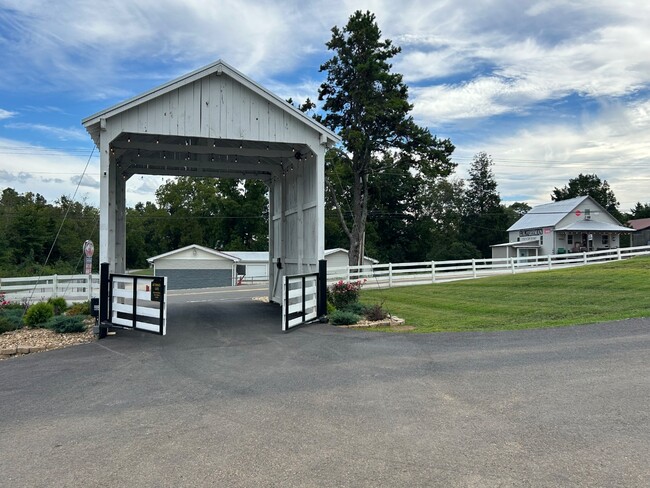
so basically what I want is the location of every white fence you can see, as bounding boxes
[327,245,650,289]
[0,274,100,304]
[2,245,649,302]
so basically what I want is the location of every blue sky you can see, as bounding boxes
[0,0,648,211]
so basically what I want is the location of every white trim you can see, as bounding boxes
[83,60,340,146]
[147,244,240,264]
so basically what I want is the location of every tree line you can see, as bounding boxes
[1,166,645,277]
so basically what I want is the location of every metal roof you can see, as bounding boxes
[555,220,632,233]
[491,240,541,248]
[627,218,650,231]
[224,251,269,262]
[508,196,589,231]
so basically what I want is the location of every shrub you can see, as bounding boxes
[23,302,55,327]
[0,316,15,334]
[0,313,23,334]
[364,303,388,321]
[66,301,91,316]
[341,301,366,315]
[47,297,68,315]
[329,279,366,310]
[46,315,87,334]
[0,308,25,332]
[329,310,361,326]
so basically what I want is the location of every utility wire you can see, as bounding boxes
[26,146,96,305]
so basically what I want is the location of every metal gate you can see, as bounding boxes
[107,274,167,335]
[283,272,319,332]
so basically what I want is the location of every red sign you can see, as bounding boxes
[83,240,94,257]
[575,210,582,216]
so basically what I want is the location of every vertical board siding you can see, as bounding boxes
[113,73,321,146]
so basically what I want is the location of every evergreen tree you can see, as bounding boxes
[318,10,454,265]
[461,152,509,257]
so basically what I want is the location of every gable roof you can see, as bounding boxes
[324,248,379,264]
[627,218,650,231]
[225,251,269,262]
[147,244,239,264]
[508,196,589,231]
[555,219,631,233]
[82,59,340,146]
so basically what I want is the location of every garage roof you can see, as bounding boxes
[147,244,239,264]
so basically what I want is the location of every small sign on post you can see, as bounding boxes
[83,240,94,275]
[150,277,164,302]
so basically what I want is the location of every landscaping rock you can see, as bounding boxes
[0,325,95,360]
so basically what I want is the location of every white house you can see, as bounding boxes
[491,196,631,259]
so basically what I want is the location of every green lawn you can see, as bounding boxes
[360,256,650,333]
[128,268,154,276]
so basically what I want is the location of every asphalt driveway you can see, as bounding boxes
[1,292,648,487]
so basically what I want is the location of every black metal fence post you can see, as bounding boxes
[98,262,110,339]
[318,259,327,317]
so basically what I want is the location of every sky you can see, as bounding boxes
[0,0,648,211]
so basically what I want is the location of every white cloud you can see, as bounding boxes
[0,108,17,120]
[0,138,100,203]
[401,3,650,124]
[455,99,650,209]
[5,123,88,141]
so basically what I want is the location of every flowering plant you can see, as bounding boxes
[0,292,10,309]
[329,279,366,310]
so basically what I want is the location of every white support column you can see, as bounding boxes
[296,165,304,273]
[114,173,127,274]
[316,147,326,262]
[267,180,275,302]
[99,134,116,271]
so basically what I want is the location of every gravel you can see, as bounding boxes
[0,323,95,359]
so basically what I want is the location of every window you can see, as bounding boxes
[602,234,609,245]
[567,235,573,245]
[540,236,543,245]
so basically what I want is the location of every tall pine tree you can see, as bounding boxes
[318,10,454,265]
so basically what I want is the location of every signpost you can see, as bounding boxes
[83,240,94,275]
[83,240,94,304]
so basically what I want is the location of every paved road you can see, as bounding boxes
[1,290,648,487]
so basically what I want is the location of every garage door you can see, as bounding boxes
[156,269,232,290]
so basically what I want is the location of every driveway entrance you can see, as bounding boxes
[1,311,648,486]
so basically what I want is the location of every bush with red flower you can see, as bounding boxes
[328,279,366,311]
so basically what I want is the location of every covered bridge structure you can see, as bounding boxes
[82,60,339,310]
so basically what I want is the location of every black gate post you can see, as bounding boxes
[98,262,110,339]
[317,259,327,317]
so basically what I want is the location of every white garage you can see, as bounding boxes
[147,245,238,290]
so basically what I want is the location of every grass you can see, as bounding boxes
[361,256,650,333]
[128,268,154,276]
